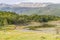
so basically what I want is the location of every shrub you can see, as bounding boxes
[26,24,56,30]
[40,24,56,28]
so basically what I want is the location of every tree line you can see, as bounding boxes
[0,11,60,26]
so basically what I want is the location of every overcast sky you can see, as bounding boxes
[0,0,60,4]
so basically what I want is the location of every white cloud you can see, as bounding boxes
[22,0,60,3]
[0,0,60,4]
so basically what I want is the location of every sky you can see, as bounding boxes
[0,0,60,4]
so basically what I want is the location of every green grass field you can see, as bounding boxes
[0,30,60,40]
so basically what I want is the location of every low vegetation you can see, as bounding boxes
[0,30,60,40]
[0,11,60,25]
[0,11,60,40]
[26,24,56,30]
[0,11,60,30]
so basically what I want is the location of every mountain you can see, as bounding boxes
[0,3,60,16]
[0,3,51,13]
[13,2,49,7]
[0,3,11,7]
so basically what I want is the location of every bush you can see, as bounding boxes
[26,24,56,30]
[40,24,56,28]
[26,26,36,30]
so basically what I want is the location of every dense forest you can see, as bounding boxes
[0,11,60,26]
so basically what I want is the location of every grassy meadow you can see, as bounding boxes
[0,11,60,40]
[0,30,60,40]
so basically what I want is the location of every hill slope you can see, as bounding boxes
[0,3,60,16]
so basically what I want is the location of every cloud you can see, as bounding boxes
[22,0,60,3]
[0,0,60,4]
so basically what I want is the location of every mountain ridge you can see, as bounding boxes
[0,3,60,16]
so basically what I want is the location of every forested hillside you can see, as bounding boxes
[0,11,60,26]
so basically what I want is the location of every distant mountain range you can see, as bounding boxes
[0,2,60,16]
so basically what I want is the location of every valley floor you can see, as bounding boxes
[0,21,60,40]
[0,30,60,40]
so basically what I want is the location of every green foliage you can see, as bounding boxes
[0,11,19,26]
[0,11,60,27]
[26,26,37,30]
[26,24,56,30]
[40,24,56,28]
